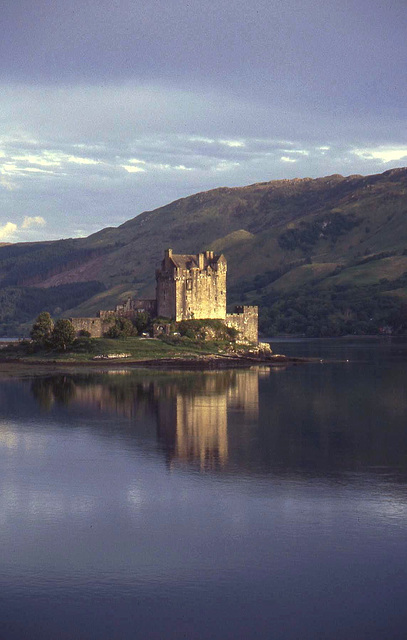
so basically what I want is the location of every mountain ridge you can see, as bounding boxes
[1,167,407,336]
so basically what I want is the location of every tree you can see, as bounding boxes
[30,311,54,347]
[50,319,76,351]
[133,311,150,334]
[105,317,136,338]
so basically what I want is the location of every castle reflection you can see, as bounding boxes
[156,371,260,470]
[30,369,263,470]
[13,344,407,479]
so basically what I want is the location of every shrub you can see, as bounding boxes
[176,319,238,342]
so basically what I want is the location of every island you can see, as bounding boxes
[0,249,307,372]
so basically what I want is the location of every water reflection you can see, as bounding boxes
[4,350,406,479]
[29,369,262,471]
[2,345,407,640]
[157,370,259,469]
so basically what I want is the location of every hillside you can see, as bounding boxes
[1,167,407,336]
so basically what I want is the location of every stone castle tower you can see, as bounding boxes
[70,248,258,343]
[156,249,227,321]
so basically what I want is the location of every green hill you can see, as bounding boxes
[2,167,407,336]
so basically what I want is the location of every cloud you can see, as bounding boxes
[1,0,405,129]
[219,140,245,148]
[127,158,146,165]
[66,155,99,165]
[215,160,240,172]
[0,173,15,190]
[282,149,309,156]
[353,147,407,163]
[188,136,215,144]
[22,216,46,229]
[0,217,47,242]
[0,82,406,242]
[0,222,18,241]
[0,0,404,245]
[14,154,60,167]
[122,159,192,174]
[122,164,145,173]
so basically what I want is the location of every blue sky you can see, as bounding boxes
[1,0,406,242]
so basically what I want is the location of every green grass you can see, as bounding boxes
[0,336,236,363]
[209,229,255,253]
[326,256,407,287]
[269,263,340,292]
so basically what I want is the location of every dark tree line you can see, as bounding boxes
[0,281,105,335]
[260,281,407,337]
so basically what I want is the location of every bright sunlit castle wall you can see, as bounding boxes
[70,249,259,344]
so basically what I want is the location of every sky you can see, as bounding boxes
[1,0,406,243]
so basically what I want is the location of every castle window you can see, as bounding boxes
[186,279,192,291]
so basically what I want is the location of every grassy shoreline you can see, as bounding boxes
[0,336,306,378]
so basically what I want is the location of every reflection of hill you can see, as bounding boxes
[249,361,407,479]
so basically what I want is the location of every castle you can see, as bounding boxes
[70,249,258,343]
[156,249,226,321]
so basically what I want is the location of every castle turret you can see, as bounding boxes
[164,248,173,268]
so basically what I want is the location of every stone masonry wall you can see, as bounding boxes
[225,306,258,344]
[156,274,177,319]
[69,317,109,338]
[114,298,157,318]
[156,250,227,321]
[100,299,157,320]
[174,265,227,321]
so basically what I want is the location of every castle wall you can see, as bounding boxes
[112,298,157,318]
[99,310,116,321]
[225,306,258,344]
[174,265,227,321]
[69,317,109,338]
[156,249,227,321]
[156,274,177,318]
[131,299,157,315]
[68,250,258,344]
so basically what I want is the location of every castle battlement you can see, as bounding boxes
[70,249,258,343]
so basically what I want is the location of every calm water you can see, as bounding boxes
[1,338,407,639]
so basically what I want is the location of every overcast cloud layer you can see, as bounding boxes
[1,0,406,242]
